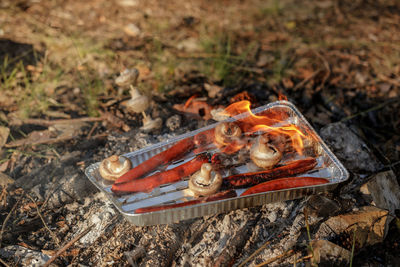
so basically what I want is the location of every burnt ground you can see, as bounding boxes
[0,0,400,266]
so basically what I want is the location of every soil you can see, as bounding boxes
[0,0,400,266]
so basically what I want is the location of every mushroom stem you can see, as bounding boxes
[189,163,223,196]
[199,163,213,183]
[250,135,282,169]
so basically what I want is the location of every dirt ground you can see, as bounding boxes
[1,0,400,266]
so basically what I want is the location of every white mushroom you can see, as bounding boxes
[214,122,242,147]
[250,135,282,169]
[140,116,162,132]
[189,163,222,196]
[125,87,149,115]
[115,68,139,88]
[99,155,132,181]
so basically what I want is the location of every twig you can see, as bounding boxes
[254,249,294,267]
[350,229,356,267]
[0,257,11,267]
[237,240,271,267]
[13,117,105,127]
[296,254,313,263]
[293,70,321,91]
[26,194,61,246]
[340,97,400,122]
[304,209,316,266]
[87,122,99,139]
[43,224,94,267]
[314,51,331,92]
[0,192,25,248]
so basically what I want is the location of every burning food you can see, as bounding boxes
[214,122,242,147]
[250,135,282,169]
[99,155,132,181]
[111,154,209,194]
[223,158,318,188]
[189,163,222,196]
[115,137,196,184]
[241,177,329,196]
[87,99,347,223]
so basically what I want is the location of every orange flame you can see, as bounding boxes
[278,93,288,101]
[224,100,305,155]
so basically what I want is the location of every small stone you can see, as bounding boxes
[177,38,201,52]
[166,115,181,132]
[360,170,400,213]
[311,240,351,266]
[124,23,141,37]
[316,206,389,248]
[0,172,14,187]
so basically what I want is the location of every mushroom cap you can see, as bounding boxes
[140,117,162,132]
[189,163,222,196]
[214,122,242,147]
[250,135,282,169]
[115,68,139,87]
[99,155,132,181]
[126,88,150,113]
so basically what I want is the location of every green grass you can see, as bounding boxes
[199,32,256,86]
[0,34,117,119]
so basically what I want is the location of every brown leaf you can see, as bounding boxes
[173,98,213,120]
[5,130,53,147]
[0,126,10,149]
[204,83,223,98]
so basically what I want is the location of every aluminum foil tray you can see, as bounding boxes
[85,101,349,226]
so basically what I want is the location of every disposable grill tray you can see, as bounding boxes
[85,101,349,226]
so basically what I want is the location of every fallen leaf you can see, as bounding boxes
[173,98,214,120]
[204,83,223,98]
[5,121,87,147]
[41,250,57,257]
[0,126,10,149]
[5,130,53,147]
[0,172,14,187]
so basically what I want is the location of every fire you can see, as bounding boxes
[223,100,305,155]
[278,93,288,101]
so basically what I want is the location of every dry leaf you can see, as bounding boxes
[173,98,214,120]
[5,130,53,147]
[0,126,10,149]
[0,172,14,187]
[204,83,223,98]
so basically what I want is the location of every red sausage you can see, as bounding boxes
[241,177,329,196]
[115,137,195,184]
[111,154,209,194]
[134,190,237,214]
